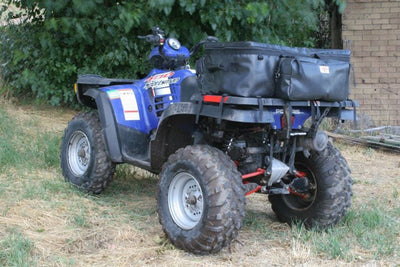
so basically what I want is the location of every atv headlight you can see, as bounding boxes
[168,38,181,50]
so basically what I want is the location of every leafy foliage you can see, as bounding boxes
[0,0,341,106]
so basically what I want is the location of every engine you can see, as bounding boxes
[223,127,268,175]
[200,119,329,189]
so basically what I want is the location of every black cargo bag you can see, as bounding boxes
[196,41,351,99]
[196,53,277,97]
[274,56,350,101]
[196,42,284,97]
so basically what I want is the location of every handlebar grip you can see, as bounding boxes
[137,34,160,43]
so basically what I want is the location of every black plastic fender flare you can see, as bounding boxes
[84,88,124,163]
[160,101,276,125]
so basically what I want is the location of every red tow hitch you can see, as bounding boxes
[287,187,308,199]
[295,170,306,178]
[289,170,309,199]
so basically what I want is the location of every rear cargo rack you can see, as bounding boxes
[193,95,358,128]
[201,95,357,109]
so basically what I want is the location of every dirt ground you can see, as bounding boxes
[1,100,400,266]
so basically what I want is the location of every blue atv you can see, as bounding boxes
[61,27,356,254]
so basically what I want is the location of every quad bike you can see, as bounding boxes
[61,27,357,255]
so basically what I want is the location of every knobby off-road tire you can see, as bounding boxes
[60,111,115,194]
[269,143,352,229]
[157,145,246,255]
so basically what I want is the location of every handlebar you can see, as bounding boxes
[138,27,219,57]
[138,34,163,44]
[138,26,165,45]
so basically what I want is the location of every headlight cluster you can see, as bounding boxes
[168,38,181,50]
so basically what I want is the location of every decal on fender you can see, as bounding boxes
[107,89,140,121]
[144,71,180,92]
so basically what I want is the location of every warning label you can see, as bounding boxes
[107,89,140,121]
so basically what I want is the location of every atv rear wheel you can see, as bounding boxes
[157,145,246,254]
[60,111,115,194]
[268,143,352,229]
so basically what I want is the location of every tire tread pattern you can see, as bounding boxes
[157,145,246,254]
[61,111,115,194]
[269,143,352,229]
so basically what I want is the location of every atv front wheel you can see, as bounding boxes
[269,143,352,229]
[60,111,115,194]
[157,145,246,254]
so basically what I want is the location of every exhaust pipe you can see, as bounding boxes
[299,131,328,152]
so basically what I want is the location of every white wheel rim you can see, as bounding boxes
[67,131,91,176]
[168,172,204,230]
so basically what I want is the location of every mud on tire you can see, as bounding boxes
[269,142,352,229]
[157,145,246,255]
[60,111,115,194]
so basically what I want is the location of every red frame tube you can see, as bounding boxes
[242,168,265,196]
[242,168,265,179]
[245,185,262,196]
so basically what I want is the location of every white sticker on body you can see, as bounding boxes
[118,89,140,121]
[107,90,120,100]
[152,85,172,96]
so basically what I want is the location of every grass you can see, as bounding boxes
[0,108,60,172]
[0,101,399,265]
[0,109,19,170]
[241,198,400,262]
[289,203,400,261]
[0,228,35,267]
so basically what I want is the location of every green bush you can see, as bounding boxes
[0,0,345,106]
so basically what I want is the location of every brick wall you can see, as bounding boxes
[342,0,400,126]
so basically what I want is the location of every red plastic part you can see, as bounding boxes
[203,95,228,103]
[280,115,295,129]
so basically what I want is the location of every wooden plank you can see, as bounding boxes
[382,134,400,141]
[328,132,400,154]
[361,136,400,146]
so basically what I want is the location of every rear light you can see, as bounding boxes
[280,115,295,128]
[202,95,228,103]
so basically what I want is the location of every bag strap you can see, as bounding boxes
[217,94,227,124]
[275,56,295,79]
[257,97,263,122]
[195,96,203,124]
[308,101,330,138]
